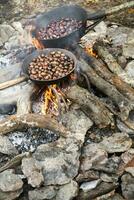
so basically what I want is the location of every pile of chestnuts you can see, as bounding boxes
[28,51,74,81]
[37,18,82,39]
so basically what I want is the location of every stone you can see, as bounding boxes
[125,61,134,78]
[123,44,134,59]
[95,190,115,200]
[121,173,134,200]
[33,137,80,185]
[116,119,134,134]
[80,143,108,172]
[12,21,23,33]
[61,108,93,144]
[0,189,23,200]
[94,21,107,37]
[21,157,44,188]
[99,132,132,153]
[80,179,101,192]
[76,170,99,183]
[107,26,130,47]
[100,172,118,183]
[56,180,78,200]
[125,167,134,177]
[0,24,15,43]
[0,169,23,192]
[5,35,20,50]
[126,30,134,44]
[28,186,57,200]
[121,148,134,164]
[107,193,125,200]
[81,31,100,48]
[0,136,18,155]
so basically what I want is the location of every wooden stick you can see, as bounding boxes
[0,76,27,90]
[105,1,134,16]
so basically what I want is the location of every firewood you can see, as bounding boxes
[66,85,114,128]
[94,42,134,87]
[78,58,134,121]
[90,43,134,101]
[0,114,67,138]
[78,182,118,200]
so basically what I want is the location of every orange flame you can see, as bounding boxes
[85,46,97,58]
[32,37,44,49]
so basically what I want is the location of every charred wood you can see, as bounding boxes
[78,182,118,200]
[0,114,67,137]
[66,85,114,128]
[94,42,134,87]
[91,42,134,101]
[77,58,134,121]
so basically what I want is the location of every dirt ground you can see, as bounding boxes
[0,0,134,27]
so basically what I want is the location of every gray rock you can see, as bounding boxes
[80,143,108,172]
[0,24,15,43]
[99,132,132,153]
[116,119,133,134]
[127,30,134,44]
[0,136,18,155]
[21,157,44,188]
[12,22,23,33]
[5,35,20,50]
[0,189,23,200]
[121,148,134,164]
[107,26,130,47]
[123,44,134,59]
[95,190,115,200]
[94,21,107,37]
[121,173,134,200]
[0,170,23,192]
[76,170,99,183]
[61,108,93,144]
[56,180,78,200]
[33,137,80,185]
[100,172,118,183]
[107,193,125,200]
[125,167,134,177]
[125,61,134,78]
[80,179,101,192]
[29,186,57,200]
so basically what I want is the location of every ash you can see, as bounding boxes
[8,127,59,153]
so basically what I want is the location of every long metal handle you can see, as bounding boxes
[87,1,134,20]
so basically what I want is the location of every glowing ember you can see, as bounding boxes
[32,37,44,49]
[85,46,97,58]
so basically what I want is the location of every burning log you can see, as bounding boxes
[78,58,134,121]
[93,42,134,87]
[0,114,67,138]
[66,85,114,128]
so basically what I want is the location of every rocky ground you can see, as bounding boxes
[0,0,134,200]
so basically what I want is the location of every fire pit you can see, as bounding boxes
[0,1,134,200]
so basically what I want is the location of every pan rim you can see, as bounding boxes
[22,48,77,83]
